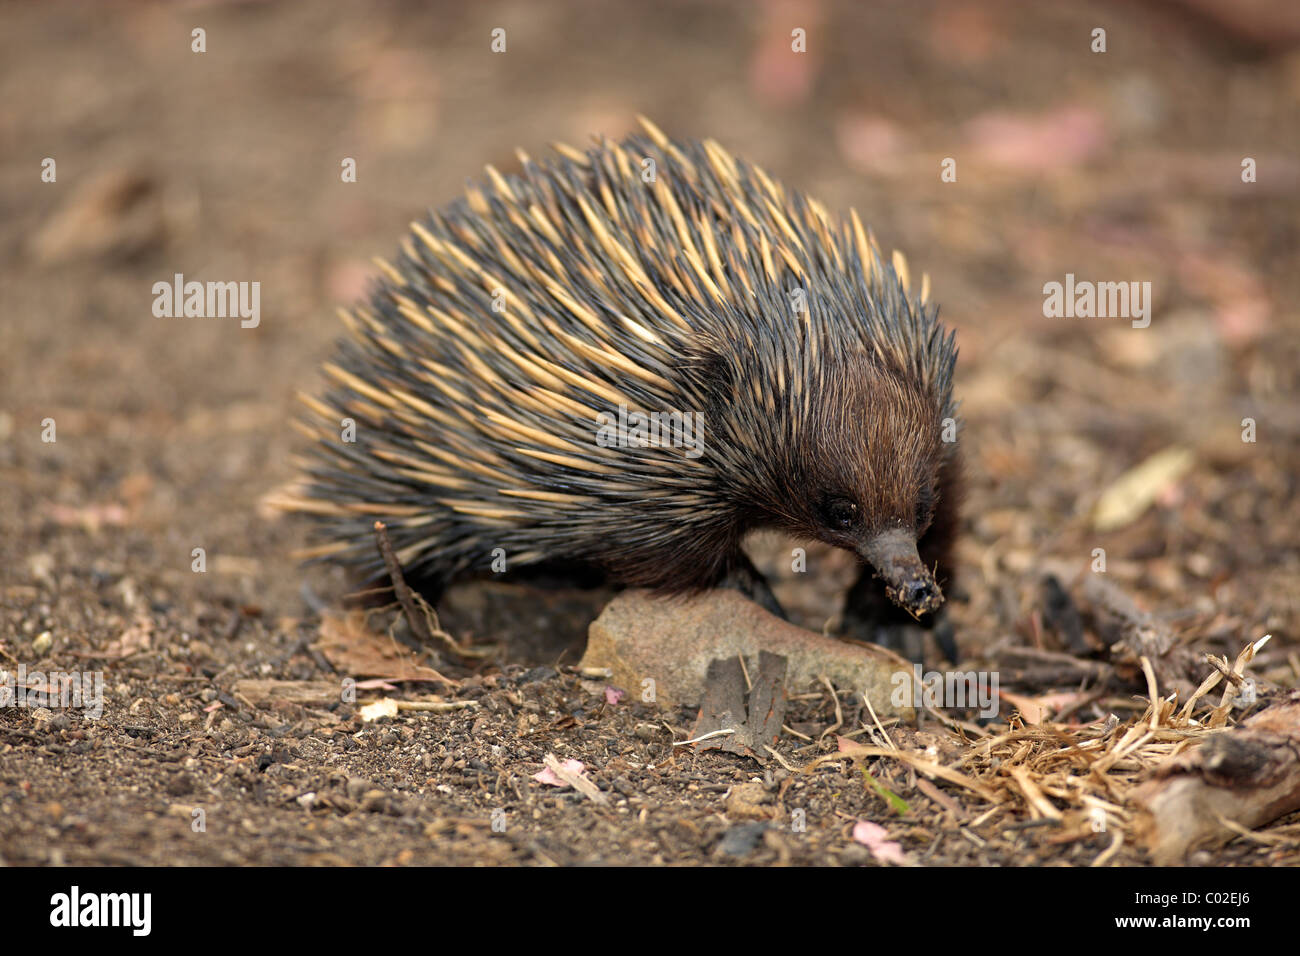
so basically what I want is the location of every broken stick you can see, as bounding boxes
[373,520,435,646]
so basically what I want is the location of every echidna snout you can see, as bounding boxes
[860,529,944,617]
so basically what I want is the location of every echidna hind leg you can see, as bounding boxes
[494,557,610,590]
[718,552,786,619]
[407,557,610,607]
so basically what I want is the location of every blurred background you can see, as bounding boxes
[2,0,1298,657]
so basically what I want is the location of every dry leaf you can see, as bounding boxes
[966,106,1107,172]
[1092,446,1194,532]
[314,611,449,684]
[534,758,586,787]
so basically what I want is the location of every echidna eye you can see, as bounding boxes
[823,498,859,531]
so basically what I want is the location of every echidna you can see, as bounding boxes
[284,118,960,636]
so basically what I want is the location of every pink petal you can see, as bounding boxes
[852,821,908,865]
[533,759,587,788]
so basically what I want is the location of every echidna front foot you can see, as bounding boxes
[841,565,957,665]
[718,552,787,620]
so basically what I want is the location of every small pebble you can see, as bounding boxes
[717,821,770,857]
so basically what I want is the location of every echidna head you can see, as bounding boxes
[765,358,948,618]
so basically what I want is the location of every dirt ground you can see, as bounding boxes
[2,0,1298,867]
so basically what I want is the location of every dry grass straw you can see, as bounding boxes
[802,636,1282,863]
